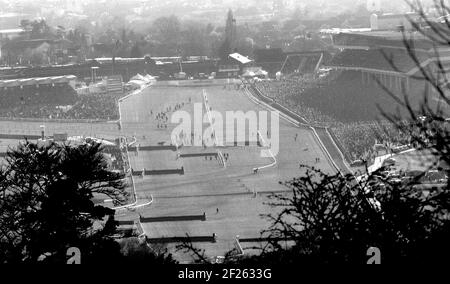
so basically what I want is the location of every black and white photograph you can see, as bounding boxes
[0,0,449,273]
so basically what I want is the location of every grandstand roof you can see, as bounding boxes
[280,52,326,75]
[331,26,450,50]
[1,39,58,50]
[0,28,25,34]
[93,57,146,64]
[0,75,77,88]
[253,50,331,74]
[229,53,253,65]
[327,48,430,74]
[321,28,372,34]
[254,48,284,63]
[340,30,429,41]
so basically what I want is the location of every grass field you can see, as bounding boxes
[117,81,337,261]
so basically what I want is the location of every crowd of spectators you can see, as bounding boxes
[0,83,123,121]
[255,75,337,126]
[254,70,419,161]
[330,122,411,161]
[0,84,77,109]
[300,71,428,122]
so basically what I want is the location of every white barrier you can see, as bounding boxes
[325,128,352,172]
[217,150,227,168]
[253,131,277,172]
[242,87,299,128]
[310,127,341,174]
[113,82,156,211]
[132,194,154,210]
[112,137,138,211]
[234,235,245,256]
[244,83,350,176]
[202,89,226,168]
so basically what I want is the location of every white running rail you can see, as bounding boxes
[113,82,154,211]
[253,131,277,172]
[203,89,227,168]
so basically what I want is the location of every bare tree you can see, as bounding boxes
[378,0,450,170]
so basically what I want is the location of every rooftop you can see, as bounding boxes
[1,38,75,50]
[335,29,429,41]
[0,28,25,34]
[327,48,430,74]
[0,75,77,88]
[229,53,253,65]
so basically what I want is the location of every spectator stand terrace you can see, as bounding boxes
[252,25,450,168]
[0,74,143,122]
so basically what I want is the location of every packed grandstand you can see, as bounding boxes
[248,26,450,166]
[0,74,146,121]
[253,69,431,163]
[0,84,121,121]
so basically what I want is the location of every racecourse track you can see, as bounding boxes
[116,80,336,262]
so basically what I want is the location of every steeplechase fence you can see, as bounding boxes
[146,235,216,244]
[139,214,206,223]
[0,116,113,124]
[128,145,177,152]
[179,152,218,158]
[131,168,184,176]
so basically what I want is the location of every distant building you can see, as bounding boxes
[0,75,77,90]
[272,0,295,15]
[217,53,253,78]
[370,13,421,31]
[228,53,253,66]
[0,28,25,41]
[0,12,29,30]
[65,0,84,14]
[253,47,330,77]
[217,61,240,78]
[0,28,26,63]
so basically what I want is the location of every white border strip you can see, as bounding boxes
[113,82,154,211]
[112,138,138,210]
[235,235,245,256]
[253,131,277,172]
[325,127,352,173]
[310,127,341,173]
[203,89,227,168]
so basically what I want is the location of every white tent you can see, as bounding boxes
[144,74,156,82]
[127,80,146,88]
[254,69,268,78]
[242,71,256,78]
[131,74,146,81]
[276,71,282,80]
[129,73,155,85]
